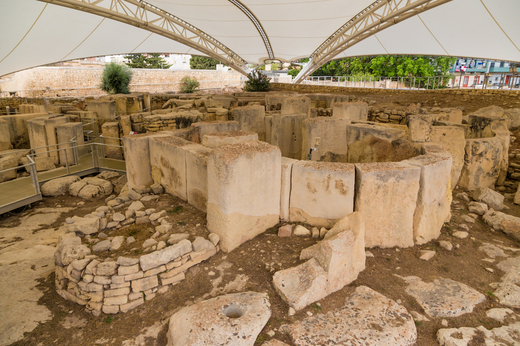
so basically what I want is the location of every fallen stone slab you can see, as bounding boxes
[437,322,520,346]
[283,286,416,346]
[41,176,81,196]
[273,258,328,311]
[472,187,504,211]
[398,276,485,317]
[65,216,99,235]
[483,210,520,241]
[167,292,271,346]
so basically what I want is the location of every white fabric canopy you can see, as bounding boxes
[1,0,519,78]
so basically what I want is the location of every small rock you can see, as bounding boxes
[288,307,296,316]
[208,271,215,276]
[441,319,448,327]
[486,268,494,273]
[472,187,505,211]
[150,182,164,194]
[156,241,166,251]
[156,224,172,233]
[267,331,275,337]
[106,221,119,229]
[452,231,469,239]
[365,251,374,258]
[150,210,167,221]
[112,213,125,222]
[127,189,142,201]
[110,236,125,251]
[143,238,158,248]
[98,232,108,240]
[128,201,145,211]
[145,208,155,216]
[311,227,320,238]
[319,227,328,239]
[293,225,311,237]
[208,233,220,246]
[92,240,112,253]
[468,202,488,216]
[439,241,453,251]
[168,233,190,245]
[126,236,136,244]
[461,215,475,223]
[278,225,292,237]
[65,217,74,224]
[419,250,436,261]
[459,224,470,232]
[456,192,470,202]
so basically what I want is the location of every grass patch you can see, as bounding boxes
[310,303,322,313]
[168,206,184,214]
[103,316,118,324]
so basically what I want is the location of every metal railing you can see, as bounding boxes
[301,75,455,90]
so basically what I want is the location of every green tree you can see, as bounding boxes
[100,62,132,94]
[190,56,220,70]
[124,54,171,69]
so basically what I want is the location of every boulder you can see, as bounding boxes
[77,184,103,199]
[82,177,114,195]
[167,292,271,346]
[472,187,504,211]
[0,156,18,182]
[40,176,81,196]
[467,201,488,216]
[483,210,520,241]
[69,181,87,197]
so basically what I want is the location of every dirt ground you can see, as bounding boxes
[1,90,520,346]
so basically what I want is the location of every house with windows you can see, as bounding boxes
[450,58,519,89]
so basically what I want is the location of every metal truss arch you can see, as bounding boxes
[293,0,452,84]
[38,0,250,75]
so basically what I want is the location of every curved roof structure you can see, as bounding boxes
[1,0,519,82]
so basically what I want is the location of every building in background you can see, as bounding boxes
[450,58,519,89]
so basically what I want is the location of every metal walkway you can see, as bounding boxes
[0,142,126,215]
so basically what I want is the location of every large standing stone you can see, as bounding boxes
[459,138,503,191]
[280,157,298,221]
[280,96,311,116]
[302,117,349,162]
[332,101,368,121]
[0,119,12,151]
[190,121,239,144]
[207,141,281,252]
[202,131,258,149]
[429,126,466,188]
[289,161,355,228]
[56,122,85,165]
[355,162,420,248]
[185,144,212,212]
[271,114,306,160]
[102,122,122,160]
[167,292,271,346]
[300,212,365,293]
[399,276,485,317]
[232,105,266,141]
[273,258,328,311]
[284,286,416,346]
[403,149,453,244]
[407,114,433,142]
[40,176,81,196]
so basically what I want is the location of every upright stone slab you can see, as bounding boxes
[0,119,11,151]
[290,161,355,228]
[56,123,86,165]
[207,141,281,252]
[45,116,70,165]
[27,116,51,157]
[87,100,116,120]
[408,114,433,142]
[232,105,266,141]
[265,115,273,144]
[271,114,306,160]
[346,123,406,145]
[459,137,503,191]
[120,115,132,136]
[149,136,197,200]
[280,157,298,221]
[185,145,212,212]
[403,150,453,245]
[303,117,350,162]
[430,126,466,189]
[333,101,368,121]
[281,96,311,116]
[4,113,48,145]
[355,162,421,248]
[101,122,122,160]
[202,131,258,148]
[190,121,239,144]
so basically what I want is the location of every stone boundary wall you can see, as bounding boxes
[270,83,520,96]
[1,67,243,97]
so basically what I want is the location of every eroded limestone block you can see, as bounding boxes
[273,258,328,311]
[300,212,365,293]
[207,141,281,252]
[0,119,12,151]
[280,157,298,222]
[45,116,70,165]
[472,187,504,211]
[280,96,311,116]
[332,101,368,121]
[271,113,306,160]
[185,144,212,212]
[459,137,503,191]
[430,126,465,188]
[41,176,81,196]
[483,210,520,241]
[403,150,452,245]
[101,122,122,160]
[407,114,433,142]
[202,130,258,148]
[86,100,116,120]
[346,123,406,146]
[56,122,85,165]
[232,105,266,141]
[190,121,239,144]
[290,161,355,228]
[0,156,17,182]
[167,292,271,346]
[27,116,51,157]
[355,162,420,248]
[303,117,349,162]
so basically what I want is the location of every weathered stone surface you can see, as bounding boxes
[60,245,91,266]
[284,286,416,346]
[459,137,503,191]
[82,177,114,195]
[69,181,87,197]
[41,176,81,196]
[281,96,311,116]
[167,292,271,346]
[515,184,520,205]
[355,162,420,248]
[77,184,103,199]
[468,201,488,215]
[92,240,112,253]
[271,113,306,159]
[293,225,310,237]
[301,212,365,294]
[278,225,292,238]
[438,323,520,346]
[483,210,520,241]
[273,258,328,311]
[332,101,368,121]
[408,114,433,142]
[131,275,159,293]
[96,261,117,276]
[167,233,190,245]
[139,239,192,271]
[65,216,99,235]
[232,106,266,141]
[290,161,355,228]
[128,201,145,211]
[302,117,349,162]
[399,276,485,317]
[472,187,504,211]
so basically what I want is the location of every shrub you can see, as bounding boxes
[243,70,271,92]
[180,76,200,93]
[100,62,133,94]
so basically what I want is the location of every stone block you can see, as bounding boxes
[459,137,503,191]
[265,115,273,144]
[280,157,298,221]
[56,122,85,165]
[355,162,421,248]
[45,116,70,165]
[207,141,281,252]
[202,130,258,148]
[0,156,18,182]
[101,122,122,160]
[281,96,311,115]
[408,114,433,142]
[27,116,51,157]
[301,212,365,293]
[472,187,505,211]
[4,113,48,145]
[346,123,406,146]
[139,239,192,271]
[131,276,159,293]
[402,150,453,245]
[430,126,466,188]
[333,101,368,121]
[273,258,328,311]
[232,105,266,141]
[190,121,239,144]
[185,144,213,212]
[120,297,144,312]
[0,119,12,151]
[271,113,306,159]
[120,115,132,136]
[290,161,355,228]
[303,117,349,162]
[86,100,116,120]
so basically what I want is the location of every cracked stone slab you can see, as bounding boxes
[397,276,485,317]
[167,292,271,346]
[479,243,508,259]
[437,322,520,346]
[282,286,417,346]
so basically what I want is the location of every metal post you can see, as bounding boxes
[64,149,70,174]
